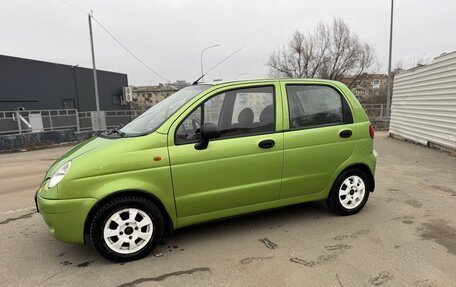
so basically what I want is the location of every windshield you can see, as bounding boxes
[120,85,210,135]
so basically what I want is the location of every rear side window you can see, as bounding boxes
[286,85,351,129]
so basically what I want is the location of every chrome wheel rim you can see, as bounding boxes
[339,175,366,209]
[103,208,153,254]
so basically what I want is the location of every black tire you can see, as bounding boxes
[326,168,370,216]
[89,195,164,262]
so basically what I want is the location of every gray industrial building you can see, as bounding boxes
[0,54,128,111]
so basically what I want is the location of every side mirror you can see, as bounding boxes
[194,123,221,150]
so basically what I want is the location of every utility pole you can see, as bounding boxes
[88,11,102,129]
[386,0,394,118]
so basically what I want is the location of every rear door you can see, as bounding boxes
[280,82,357,199]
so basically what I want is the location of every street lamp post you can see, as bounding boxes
[88,11,100,113]
[200,44,221,82]
[235,72,248,80]
[386,0,394,119]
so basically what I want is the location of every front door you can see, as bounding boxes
[167,84,283,223]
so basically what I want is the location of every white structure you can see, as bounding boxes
[389,51,456,151]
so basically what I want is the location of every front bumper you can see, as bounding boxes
[36,190,97,244]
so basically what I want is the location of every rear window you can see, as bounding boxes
[286,85,350,129]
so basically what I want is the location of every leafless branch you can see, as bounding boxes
[267,17,378,83]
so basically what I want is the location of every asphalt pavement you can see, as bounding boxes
[0,132,455,287]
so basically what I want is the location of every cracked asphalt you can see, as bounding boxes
[0,132,455,287]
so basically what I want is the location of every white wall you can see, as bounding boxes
[390,51,456,150]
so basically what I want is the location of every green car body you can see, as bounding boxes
[36,79,376,258]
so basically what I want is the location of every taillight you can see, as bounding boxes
[369,124,375,139]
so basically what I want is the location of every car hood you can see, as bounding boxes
[45,136,115,178]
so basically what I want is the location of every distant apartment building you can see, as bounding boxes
[171,80,191,90]
[130,81,190,110]
[341,73,388,104]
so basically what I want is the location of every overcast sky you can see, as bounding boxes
[1,0,455,85]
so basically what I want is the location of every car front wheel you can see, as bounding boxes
[89,195,164,262]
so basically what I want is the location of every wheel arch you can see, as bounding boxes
[83,189,174,244]
[336,163,375,192]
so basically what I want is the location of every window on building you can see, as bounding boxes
[372,80,381,89]
[112,95,122,105]
[63,99,76,110]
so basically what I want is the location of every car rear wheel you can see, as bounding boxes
[326,168,370,216]
[89,195,164,262]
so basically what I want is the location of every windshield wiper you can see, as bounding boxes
[107,128,126,137]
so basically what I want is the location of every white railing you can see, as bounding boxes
[362,104,387,119]
[362,104,389,130]
[1,105,389,136]
[0,109,78,135]
[0,109,146,135]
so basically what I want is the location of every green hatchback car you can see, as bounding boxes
[36,79,376,262]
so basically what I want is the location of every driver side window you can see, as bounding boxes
[175,106,202,144]
[175,85,275,145]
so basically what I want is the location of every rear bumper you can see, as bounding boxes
[369,151,377,192]
[36,192,97,244]
[370,172,376,192]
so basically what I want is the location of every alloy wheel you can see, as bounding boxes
[338,175,366,210]
[103,208,153,254]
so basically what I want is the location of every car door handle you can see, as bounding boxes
[339,129,352,138]
[258,139,275,149]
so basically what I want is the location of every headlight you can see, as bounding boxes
[48,161,71,188]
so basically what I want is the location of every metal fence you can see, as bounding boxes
[1,104,389,136]
[362,104,389,130]
[77,110,145,132]
[0,109,79,135]
[0,109,146,135]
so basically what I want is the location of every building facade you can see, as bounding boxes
[0,55,128,112]
[130,84,179,110]
[341,73,388,104]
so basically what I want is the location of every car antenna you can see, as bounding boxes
[192,74,205,85]
[192,47,244,85]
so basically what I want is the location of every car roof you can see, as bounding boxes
[200,78,341,87]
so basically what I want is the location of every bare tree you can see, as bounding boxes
[395,54,432,71]
[268,18,378,85]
